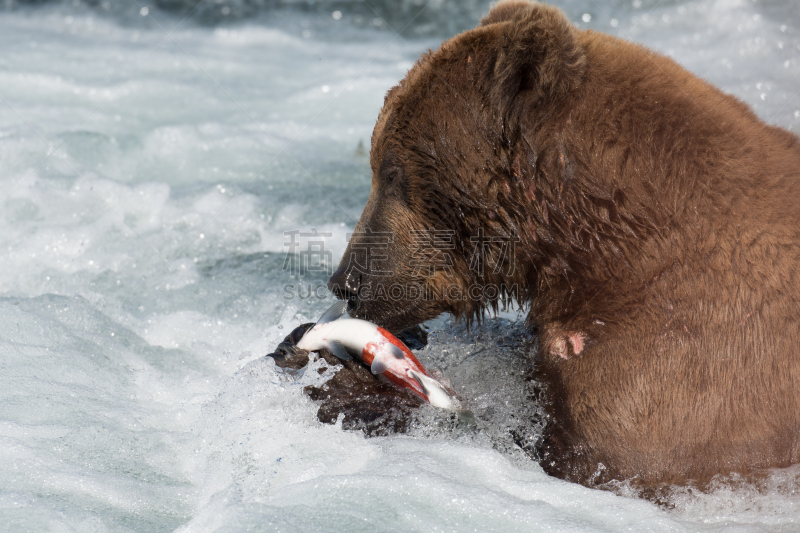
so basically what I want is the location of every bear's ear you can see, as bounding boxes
[480,1,586,116]
[479,0,532,26]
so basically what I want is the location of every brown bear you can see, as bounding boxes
[323,0,800,487]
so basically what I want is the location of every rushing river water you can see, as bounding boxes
[0,0,799,531]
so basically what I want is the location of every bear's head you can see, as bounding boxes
[329,0,586,332]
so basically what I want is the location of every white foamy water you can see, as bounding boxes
[0,1,798,531]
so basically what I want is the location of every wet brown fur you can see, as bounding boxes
[273,343,424,435]
[329,0,800,486]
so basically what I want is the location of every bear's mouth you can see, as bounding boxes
[351,303,423,333]
[340,281,361,316]
[327,267,361,311]
[328,266,437,333]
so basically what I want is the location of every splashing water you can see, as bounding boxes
[0,0,799,531]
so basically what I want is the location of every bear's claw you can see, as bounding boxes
[265,322,316,369]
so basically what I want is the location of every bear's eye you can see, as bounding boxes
[382,166,402,183]
[379,153,403,185]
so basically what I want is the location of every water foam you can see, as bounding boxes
[0,1,798,531]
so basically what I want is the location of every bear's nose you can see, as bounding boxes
[328,265,359,306]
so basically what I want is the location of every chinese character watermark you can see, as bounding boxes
[469,228,520,277]
[282,228,333,277]
[341,228,394,276]
[410,228,455,276]
[281,227,520,303]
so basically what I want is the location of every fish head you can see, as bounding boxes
[295,301,350,352]
[295,322,328,352]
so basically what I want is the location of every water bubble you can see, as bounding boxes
[610,18,619,28]
[332,11,342,20]
[581,13,591,23]
[372,18,383,27]
[221,6,230,16]
[632,0,642,8]
[795,111,800,119]
[321,85,330,93]
[139,6,149,16]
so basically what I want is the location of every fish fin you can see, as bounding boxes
[316,300,348,326]
[371,356,388,375]
[327,340,352,361]
[388,343,405,360]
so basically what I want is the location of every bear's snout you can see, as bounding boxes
[328,264,360,310]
